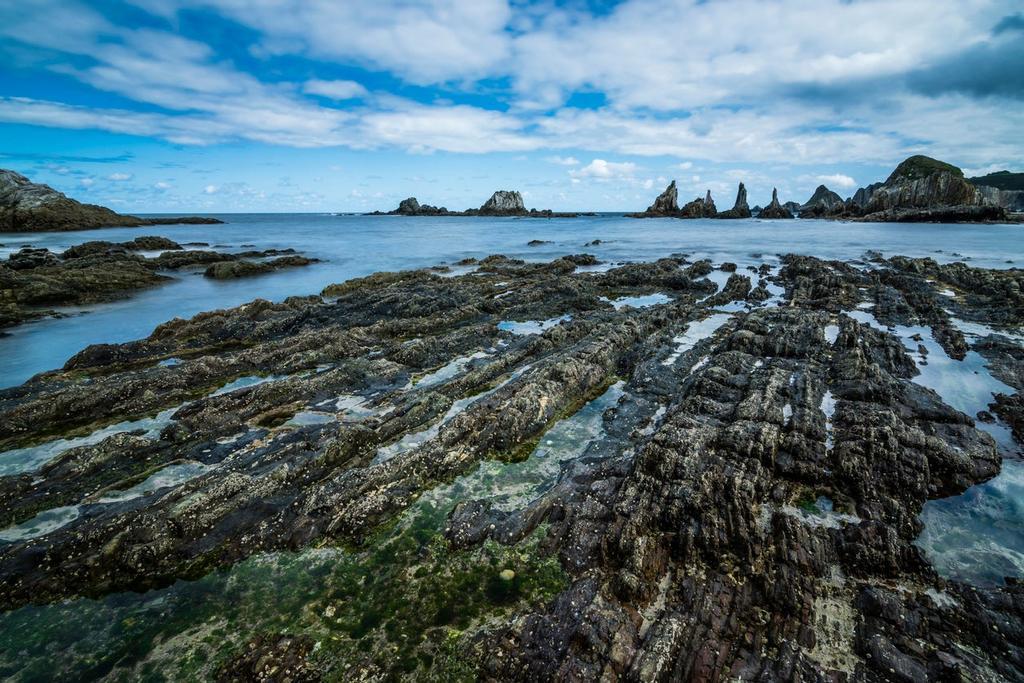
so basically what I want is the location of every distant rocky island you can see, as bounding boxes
[633,156,1023,223]
[369,190,593,218]
[0,170,222,232]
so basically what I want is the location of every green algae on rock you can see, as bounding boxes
[0,252,1022,680]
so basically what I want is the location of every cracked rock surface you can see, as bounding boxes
[0,252,1021,680]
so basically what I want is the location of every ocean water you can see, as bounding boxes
[1,213,1022,386]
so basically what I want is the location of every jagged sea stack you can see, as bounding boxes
[716,182,752,219]
[644,181,680,216]
[680,189,718,217]
[758,188,794,219]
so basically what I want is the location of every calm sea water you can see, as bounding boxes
[2,213,1022,387]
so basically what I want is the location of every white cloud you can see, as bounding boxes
[154,181,171,190]
[79,177,95,187]
[545,155,579,166]
[0,0,1019,173]
[815,173,857,189]
[204,184,218,194]
[303,79,368,100]
[510,0,1003,112]
[107,172,132,181]
[570,158,637,180]
[145,0,513,84]
[358,101,537,154]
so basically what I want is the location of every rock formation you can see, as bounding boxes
[372,191,578,218]
[0,169,222,232]
[834,156,1007,222]
[632,183,722,219]
[716,182,752,218]
[0,252,1021,679]
[970,171,1024,213]
[680,190,718,218]
[631,181,680,217]
[478,190,527,216]
[0,239,316,328]
[758,188,794,219]
[798,185,844,217]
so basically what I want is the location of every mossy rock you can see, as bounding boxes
[886,155,963,183]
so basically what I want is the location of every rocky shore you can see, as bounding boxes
[0,247,1020,679]
[0,238,317,329]
[0,170,222,232]
[370,190,590,218]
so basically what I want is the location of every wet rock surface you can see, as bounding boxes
[0,251,1021,679]
[0,239,318,328]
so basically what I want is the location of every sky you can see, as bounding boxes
[0,1,1022,213]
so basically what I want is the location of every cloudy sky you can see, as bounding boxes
[1,1,1021,212]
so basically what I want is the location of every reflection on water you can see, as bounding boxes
[840,309,1024,584]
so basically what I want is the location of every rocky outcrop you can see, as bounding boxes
[0,240,317,328]
[478,190,527,216]
[372,191,579,218]
[971,172,1024,213]
[203,255,317,280]
[977,186,1024,212]
[757,187,794,219]
[716,182,752,219]
[632,183,720,219]
[631,181,680,217]
[680,190,718,218]
[372,197,453,216]
[866,157,981,212]
[0,169,222,232]
[832,156,1009,222]
[0,252,1020,679]
[799,185,844,217]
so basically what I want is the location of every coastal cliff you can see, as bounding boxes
[0,170,222,232]
[835,156,1008,222]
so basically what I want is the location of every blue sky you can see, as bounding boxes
[1,0,1022,213]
